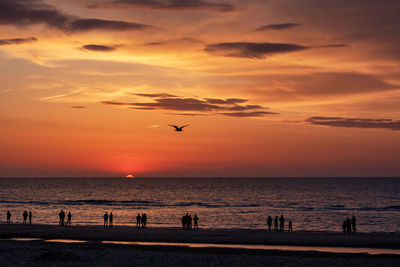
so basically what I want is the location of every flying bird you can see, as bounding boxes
[168,124,189,132]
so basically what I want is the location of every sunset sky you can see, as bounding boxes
[1,0,400,177]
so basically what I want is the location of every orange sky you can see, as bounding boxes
[1,0,400,177]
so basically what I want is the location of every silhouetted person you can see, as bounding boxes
[59,210,63,225]
[188,215,193,230]
[182,214,186,229]
[351,216,356,233]
[136,213,141,228]
[104,212,108,227]
[109,212,113,227]
[66,212,72,226]
[59,210,65,226]
[288,220,293,232]
[274,216,278,232]
[267,216,272,232]
[7,210,11,224]
[141,213,147,228]
[342,221,346,234]
[346,218,351,234]
[194,215,199,229]
[23,210,28,224]
[279,215,285,232]
[29,211,32,225]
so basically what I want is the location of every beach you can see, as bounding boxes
[1,224,399,266]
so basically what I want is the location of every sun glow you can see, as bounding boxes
[125,174,134,178]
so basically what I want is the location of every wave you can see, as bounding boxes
[0,200,260,209]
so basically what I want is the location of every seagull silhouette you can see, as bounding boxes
[168,124,189,132]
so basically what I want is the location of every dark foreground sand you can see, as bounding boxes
[1,224,399,266]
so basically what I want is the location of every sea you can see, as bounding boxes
[0,178,399,233]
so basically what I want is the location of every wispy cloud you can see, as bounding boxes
[101,94,278,117]
[0,0,150,32]
[255,23,301,31]
[87,0,235,12]
[81,44,117,52]
[0,37,37,46]
[204,42,308,59]
[306,117,400,131]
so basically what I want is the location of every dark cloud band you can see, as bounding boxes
[101,94,277,117]
[88,0,235,12]
[204,42,308,59]
[82,44,116,52]
[306,117,400,131]
[256,23,301,31]
[0,0,150,32]
[0,37,36,45]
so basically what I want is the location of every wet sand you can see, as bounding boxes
[1,224,400,248]
[1,224,399,266]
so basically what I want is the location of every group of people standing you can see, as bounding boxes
[58,210,72,226]
[136,213,147,228]
[342,216,356,234]
[103,212,114,227]
[267,215,293,232]
[181,213,199,230]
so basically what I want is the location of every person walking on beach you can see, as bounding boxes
[194,214,199,229]
[187,215,192,230]
[59,210,65,226]
[141,213,147,228]
[66,212,72,226]
[136,213,141,228]
[7,210,11,224]
[182,214,186,229]
[109,212,113,227]
[267,216,272,232]
[279,215,285,232]
[346,217,351,234]
[104,212,109,227]
[23,210,28,224]
[351,216,356,233]
[274,216,279,232]
[29,211,32,225]
[288,220,293,232]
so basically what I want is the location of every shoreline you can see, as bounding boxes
[1,224,400,249]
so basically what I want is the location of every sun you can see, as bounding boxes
[125,174,134,178]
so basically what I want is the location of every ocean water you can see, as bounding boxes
[0,178,399,233]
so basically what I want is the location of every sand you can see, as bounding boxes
[1,224,399,266]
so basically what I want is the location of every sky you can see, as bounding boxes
[1,0,400,177]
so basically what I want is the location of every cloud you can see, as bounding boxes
[220,111,278,117]
[205,98,247,104]
[70,105,87,109]
[100,94,277,117]
[82,44,116,52]
[87,0,235,12]
[69,18,149,32]
[0,37,37,45]
[204,42,308,59]
[255,23,301,31]
[164,113,206,116]
[315,44,349,48]
[306,117,400,131]
[0,0,149,32]
[135,93,178,98]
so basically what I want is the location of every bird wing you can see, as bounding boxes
[168,124,179,130]
[181,124,190,129]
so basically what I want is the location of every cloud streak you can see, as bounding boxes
[0,0,150,32]
[101,94,277,117]
[306,117,400,131]
[204,42,308,59]
[87,0,235,12]
[0,37,37,45]
[256,23,301,31]
[82,44,116,52]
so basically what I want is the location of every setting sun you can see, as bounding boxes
[125,174,134,178]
